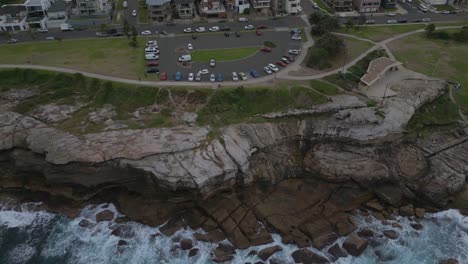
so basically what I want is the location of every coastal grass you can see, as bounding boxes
[309,80,340,95]
[139,0,148,24]
[190,47,260,62]
[388,32,468,114]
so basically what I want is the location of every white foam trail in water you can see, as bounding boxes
[7,243,37,264]
[0,204,55,228]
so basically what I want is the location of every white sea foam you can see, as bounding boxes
[7,243,37,264]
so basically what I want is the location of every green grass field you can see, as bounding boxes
[190,47,260,62]
[389,32,468,114]
[314,0,331,13]
[310,80,340,95]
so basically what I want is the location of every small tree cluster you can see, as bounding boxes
[425,24,468,42]
[307,33,345,69]
[309,13,340,36]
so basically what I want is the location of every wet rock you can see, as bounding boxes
[399,204,415,217]
[111,226,134,239]
[213,243,235,262]
[254,262,264,264]
[95,210,114,222]
[269,258,287,264]
[229,227,251,249]
[160,216,186,236]
[312,232,339,249]
[357,227,374,237]
[291,249,329,264]
[375,249,397,262]
[258,245,283,261]
[359,209,371,216]
[117,240,128,246]
[365,200,384,211]
[328,243,348,260]
[373,212,385,220]
[248,250,258,256]
[194,229,225,243]
[151,233,162,238]
[213,255,234,263]
[415,208,425,218]
[188,248,199,257]
[375,185,403,206]
[439,258,459,264]
[201,218,218,231]
[383,230,399,240]
[343,233,368,256]
[391,222,403,229]
[410,223,423,230]
[114,217,130,224]
[180,238,193,250]
[79,219,93,228]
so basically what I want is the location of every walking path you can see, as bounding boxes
[0,26,464,87]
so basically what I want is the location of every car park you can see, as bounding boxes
[147,61,159,66]
[195,27,206,33]
[183,28,192,33]
[239,72,247,80]
[45,36,55,40]
[210,59,216,67]
[175,71,182,81]
[210,74,216,82]
[264,66,272,74]
[146,67,159,73]
[276,61,287,67]
[387,20,397,24]
[160,72,167,80]
[188,43,193,50]
[291,34,301,40]
[145,53,158,60]
[261,47,272,52]
[195,73,202,81]
[188,73,194,81]
[250,69,260,78]
[289,49,300,55]
[141,30,151,35]
[244,25,254,30]
[268,64,279,72]
[209,26,219,32]
[217,73,223,82]
[132,10,137,16]
[232,72,239,82]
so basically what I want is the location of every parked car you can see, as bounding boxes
[188,73,194,81]
[166,20,175,26]
[289,49,300,55]
[261,47,272,52]
[160,72,167,80]
[112,32,124,36]
[232,72,239,82]
[145,53,158,60]
[37,28,48,33]
[257,25,267,29]
[387,20,397,24]
[264,66,272,74]
[132,10,137,16]
[188,43,193,50]
[192,34,197,39]
[283,55,294,62]
[175,71,182,81]
[141,30,151,35]
[210,59,216,67]
[412,19,422,22]
[195,27,206,33]
[146,40,158,46]
[209,26,219,32]
[238,17,248,22]
[183,28,192,33]
[268,63,279,72]
[256,30,263,36]
[276,61,287,67]
[365,20,375,24]
[245,25,254,30]
[441,10,450,14]
[96,32,108,37]
[239,72,248,80]
[199,69,209,75]
[123,1,128,8]
[210,73,216,82]
[195,73,202,81]
[223,32,229,37]
[291,34,301,40]
[422,18,431,22]
[250,69,260,78]
[217,73,223,82]
[146,67,159,73]
[221,26,231,31]
[387,12,396,17]
[147,61,159,66]
[281,57,290,64]
[160,31,168,35]
[145,47,158,53]
[290,28,301,34]
[45,36,55,41]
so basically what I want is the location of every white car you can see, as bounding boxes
[141,30,151,35]
[210,59,216,67]
[244,25,254,30]
[38,28,48,33]
[132,10,137,16]
[422,18,431,22]
[146,40,158,46]
[188,73,194,81]
[232,72,239,82]
[312,2,319,8]
[264,66,272,74]
[183,27,192,33]
[291,34,301,40]
[209,26,219,32]
[188,43,193,50]
[387,12,396,17]
[268,64,279,72]
[145,47,158,53]
[45,36,55,40]
[239,17,248,22]
[195,27,206,33]
[145,53,158,60]
[210,73,216,82]
[199,69,209,75]
[387,19,398,24]
[195,73,202,81]
[289,49,301,55]
[238,72,247,81]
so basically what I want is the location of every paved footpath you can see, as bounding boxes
[0,25,465,87]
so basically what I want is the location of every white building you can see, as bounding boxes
[235,0,250,13]
[0,5,29,31]
[24,0,54,28]
[272,0,300,15]
[75,0,111,16]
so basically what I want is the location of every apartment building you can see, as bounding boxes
[353,0,380,12]
[249,0,270,11]
[174,0,194,19]
[272,0,300,14]
[198,0,227,18]
[0,5,29,31]
[323,0,353,11]
[75,0,111,16]
[227,0,250,13]
[146,0,171,21]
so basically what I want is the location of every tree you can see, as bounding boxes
[425,23,435,36]
[123,19,130,39]
[243,8,250,15]
[345,19,355,32]
[452,28,468,42]
[310,14,340,36]
[358,14,366,25]
[314,33,345,55]
[129,25,138,47]
[308,12,324,25]
[307,47,331,69]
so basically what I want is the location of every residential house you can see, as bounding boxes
[272,0,300,15]
[198,0,226,18]
[75,0,111,16]
[24,0,54,28]
[0,5,29,31]
[174,0,194,19]
[227,0,250,13]
[146,0,171,21]
[353,0,380,12]
[380,0,395,8]
[323,0,353,11]
[47,0,71,27]
[249,0,270,12]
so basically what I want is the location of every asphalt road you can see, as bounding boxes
[124,0,139,26]
[153,30,297,81]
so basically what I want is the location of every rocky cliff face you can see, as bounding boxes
[0,78,467,209]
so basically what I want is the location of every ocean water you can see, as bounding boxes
[0,202,466,264]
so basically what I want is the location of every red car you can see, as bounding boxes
[257,25,267,29]
[256,30,263,36]
[160,72,167,80]
[260,47,272,52]
[276,61,287,67]
[147,61,159,66]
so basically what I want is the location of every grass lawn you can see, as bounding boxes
[314,0,332,13]
[388,32,468,114]
[337,24,426,42]
[190,47,260,62]
[0,38,149,79]
[433,4,455,11]
[310,80,341,95]
[300,28,308,43]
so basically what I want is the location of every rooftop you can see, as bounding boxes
[360,57,401,86]
[0,4,26,16]
[24,0,43,6]
[48,0,71,12]
[146,0,170,6]
[174,0,193,5]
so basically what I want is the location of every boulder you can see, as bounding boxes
[95,210,114,222]
[328,244,347,260]
[213,255,234,263]
[110,226,134,239]
[399,204,415,217]
[160,216,186,236]
[269,258,287,264]
[365,201,384,211]
[213,243,236,259]
[343,233,368,256]
[180,238,193,250]
[291,249,329,264]
[117,240,128,246]
[374,185,403,206]
[79,219,93,228]
[439,258,459,264]
[194,229,225,243]
[415,208,425,218]
[383,230,399,240]
[357,227,374,237]
[312,233,339,249]
[189,248,199,257]
[258,245,283,261]
[391,223,402,229]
